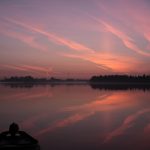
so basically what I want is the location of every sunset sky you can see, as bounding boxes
[0,0,150,79]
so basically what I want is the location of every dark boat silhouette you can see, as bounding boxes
[0,123,40,150]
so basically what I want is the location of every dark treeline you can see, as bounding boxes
[1,75,150,83]
[1,75,150,91]
[1,76,59,82]
[90,75,150,83]
[0,76,87,83]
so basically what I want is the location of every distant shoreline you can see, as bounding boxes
[1,81,150,84]
[1,75,150,89]
[0,81,88,85]
[1,82,150,85]
[1,81,150,91]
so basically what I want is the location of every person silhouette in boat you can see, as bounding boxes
[0,123,39,146]
[9,122,19,137]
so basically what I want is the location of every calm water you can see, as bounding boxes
[0,84,150,150]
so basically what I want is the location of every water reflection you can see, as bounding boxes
[1,82,150,91]
[0,84,150,150]
[90,83,150,91]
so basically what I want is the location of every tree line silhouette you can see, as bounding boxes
[0,75,150,83]
[90,75,150,83]
[1,75,150,90]
[0,76,86,83]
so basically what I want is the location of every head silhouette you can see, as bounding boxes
[9,123,19,136]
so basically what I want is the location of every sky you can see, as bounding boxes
[0,0,150,79]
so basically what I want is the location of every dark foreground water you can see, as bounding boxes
[0,84,150,150]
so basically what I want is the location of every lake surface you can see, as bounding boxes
[0,84,150,150]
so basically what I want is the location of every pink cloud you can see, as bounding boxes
[0,28,48,52]
[96,1,150,55]
[144,33,150,41]
[2,17,145,74]
[5,18,94,53]
[91,17,150,57]
[0,64,52,77]
[22,65,52,74]
[61,50,138,73]
[1,64,29,72]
